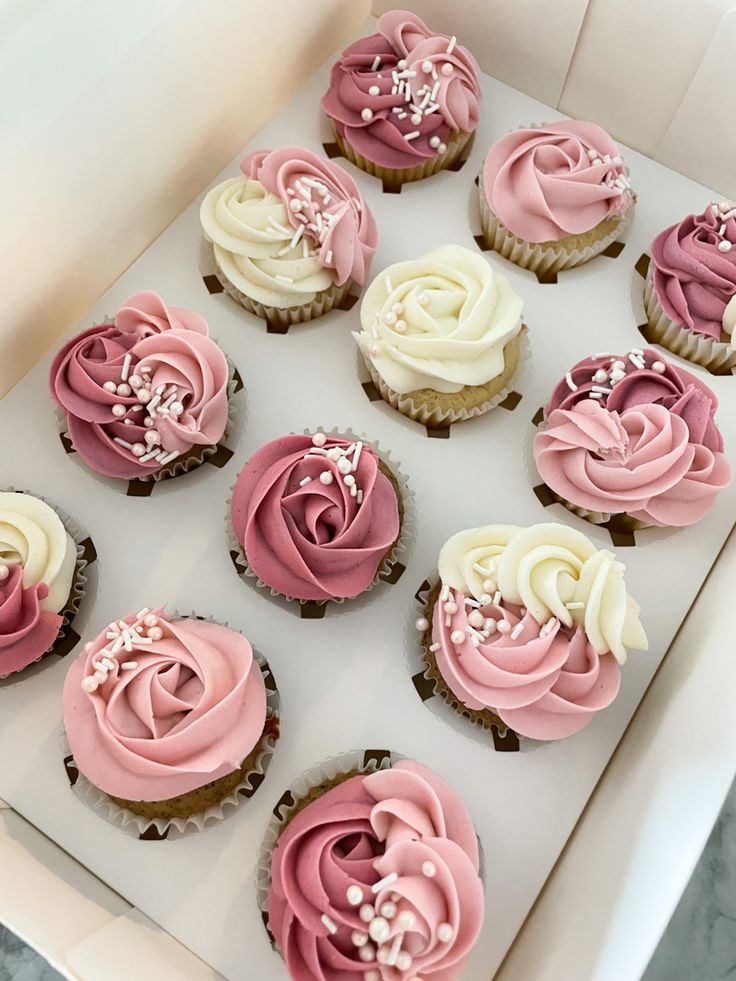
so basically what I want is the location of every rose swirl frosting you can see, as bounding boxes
[650,201,736,342]
[230,433,400,602]
[267,759,484,980]
[482,121,633,243]
[63,607,267,802]
[420,523,648,740]
[49,292,230,480]
[321,10,481,170]
[534,349,731,526]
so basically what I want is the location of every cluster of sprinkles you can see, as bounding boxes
[318,872,455,976]
[361,35,459,154]
[80,608,164,693]
[367,281,429,357]
[301,433,365,505]
[710,201,736,253]
[585,145,631,197]
[564,349,666,404]
[268,176,348,271]
[104,353,182,466]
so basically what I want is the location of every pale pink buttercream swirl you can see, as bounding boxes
[535,350,730,526]
[63,609,267,801]
[0,565,62,675]
[651,203,736,339]
[241,147,377,286]
[321,10,481,170]
[267,759,483,980]
[230,433,400,602]
[49,292,230,480]
[433,586,620,740]
[482,121,633,243]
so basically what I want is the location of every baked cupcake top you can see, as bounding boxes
[267,759,483,979]
[431,522,648,739]
[534,349,731,526]
[63,607,267,801]
[482,121,633,243]
[353,244,523,395]
[49,292,230,480]
[0,492,77,673]
[322,9,481,170]
[200,147,377,307]
[650,202,736,345]
[230,432,400,602]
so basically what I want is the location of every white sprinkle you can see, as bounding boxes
[299,476,312,487]
[629,353,645,369]
[589,391,603,399]
[113,437,134,450]
[718,240,732,253]
[351,441,363,472]
[387,932,404,967]
[404,130,420,142]
[424,103,440,115]
[121,353,132,382]
[138,448,160,463]
[652,360,666,373]
[136,608,149,619]
[592,352,610,359]
[493,590,502,605]
[275,274,294,284]
[321,915,338,935]
[431,81,440,101]
[384,275,393,294]
[120,661,138,671]
[371,872,398,894]
[565,372,577,391]
[371,55,381,70]
[157,450,179,465]
[429,642,441,652]
[510,623,524,640]
[447,34,457,53]
[566,601,585,610]
[592,385,612,394]
[356,490,363,505]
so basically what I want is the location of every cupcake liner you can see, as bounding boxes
[360,325,530,430]
[0,490,96,681]
[643,264,736,375]
[56,352,242,495]
[406,576,522,752]
[212,248,355,328]
[62,622,280,840]
[333,127,471,191]
[226,428,416,617]
[478,176,635,277]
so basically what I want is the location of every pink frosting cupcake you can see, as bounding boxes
[413,522,648,742]
[200,147,377,329]
[263,754,484,980]
[479,121,635,277]
[322,10,481,189]
[533,348,731,529]
[49,292,233,485]
[644,202,736,374]
[229,431,405,608]
[63,606,279,831]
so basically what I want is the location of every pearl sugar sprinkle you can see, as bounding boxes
[80,608,164,693]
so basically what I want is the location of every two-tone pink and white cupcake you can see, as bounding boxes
[322,10,482,190]
[200,147,377,328]
[413,522,648,742]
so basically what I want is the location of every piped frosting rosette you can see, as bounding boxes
[200,147,377,326]
[322,10,481,186]
[259,750,484,981]
[63,606,279,836]
[533,348,731,528]
[413,522,648,741]
[645,202,736,373]
[353,245,526,427]
[229,429,412,608]
[49,292,233,483]
[480,121,635,275]
[0,491,87,677]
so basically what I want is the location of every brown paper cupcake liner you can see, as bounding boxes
[361,326,530,430]
[62,625,280,840]
[212,249,355,328]
[226,428,416,616]
[0,490,95,681]
[478,178,635,277]
[334,127,471,191]
[643,265,736,375]
[406,576,521,752]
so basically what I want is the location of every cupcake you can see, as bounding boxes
[533,348,731,529]
[644,202,736,374]
[63,606,278,831]
[414,522,648,741]
[416,523,648,741]
[49,292,233,484]
[200,147,377,329]
[322,10,481,190]
[262,753,484,979]
[353,244,525,429]
[0,492,87,677]
[229,431,406,607]
[479,121,635,277]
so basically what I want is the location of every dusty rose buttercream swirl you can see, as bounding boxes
[63,609,267,801]
[230,433,400,602]
[0,565,62,675]
[267,759,483,980]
